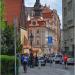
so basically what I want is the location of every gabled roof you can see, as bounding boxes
[42,6,53,18]
[42,6,51,13]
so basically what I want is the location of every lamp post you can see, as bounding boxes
[64,41,66,54]
[13,17,17,75]
[29,32,34,67]
[29,32,34,52]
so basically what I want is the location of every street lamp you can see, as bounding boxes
[64,41,66,54]
[29,32,34,67]
[29,32,34,52]
[13,17,17,75]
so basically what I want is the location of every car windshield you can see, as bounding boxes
[39,57,44,60]
[56,55,62,58]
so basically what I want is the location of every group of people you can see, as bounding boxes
[21,52,39,73]
[21,52,69,73]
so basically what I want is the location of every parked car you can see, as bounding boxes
[67,58,75,65]
[38,57,46,66]
[51,54,63,64]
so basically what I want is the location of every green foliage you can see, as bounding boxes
[0,55,19,75]
[0,0,6,29]
[0,0,4,17]
[1,25,15,55]
[0,0,22,55]
[1,24,22,55]
[16,38,22,53]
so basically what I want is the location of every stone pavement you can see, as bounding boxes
[18,64,74,75]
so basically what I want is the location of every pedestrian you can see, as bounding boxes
[21,54,29,73]
[49,56,52,66]
[38,57,41,69]
[35,55,38,66]
[29,51,34,68]
[44,55,46,65]
[63,54,68,69]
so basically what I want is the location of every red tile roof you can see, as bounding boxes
[43,13,52,18]
[42,6,53,18]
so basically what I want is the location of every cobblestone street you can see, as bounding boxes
[19,64,74,75]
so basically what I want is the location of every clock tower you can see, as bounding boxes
[34,0,42,17]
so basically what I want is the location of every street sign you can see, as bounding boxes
[48,36,53,45]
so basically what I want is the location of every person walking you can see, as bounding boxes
[35,55,38,66]
[29,52,34,68]
[63,54,68,69]
[21,54,28,73]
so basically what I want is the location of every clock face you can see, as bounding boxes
[32,21,36,25]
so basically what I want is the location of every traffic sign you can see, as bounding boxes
[48,36,53,45]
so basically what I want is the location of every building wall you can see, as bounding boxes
[28,16,60,54]
[4,0,23,25]
[27,2,61,54]
[62,0,75,56]
[20,28,28,45]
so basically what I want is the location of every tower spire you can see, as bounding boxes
[36,0,40,4]
[34,0,42,17]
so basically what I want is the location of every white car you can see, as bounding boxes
[51,54,63,64]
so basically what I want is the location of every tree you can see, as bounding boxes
[0,0,6,29]
[1,24,22,55]
[0,0,22,55]
[16,36,22,53]
[1,24,14,55]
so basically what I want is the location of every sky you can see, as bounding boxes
[24,0,62,29]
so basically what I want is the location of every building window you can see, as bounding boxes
[64,7,67,16]
[37,29,39,33]
[63,24,67,29]
[37,40,39,45]
[64,47,69,54]
[68,20,73,25]
[71,38,73,42]
[68,0,72,11]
